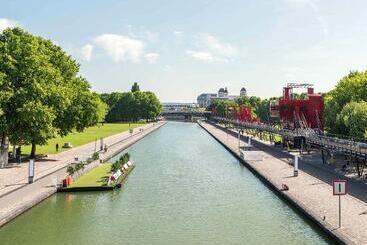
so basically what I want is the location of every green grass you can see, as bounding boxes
[21,123,144,155]
[69,163,112,187]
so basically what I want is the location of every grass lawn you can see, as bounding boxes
[21,123,144,155]
[70,163,112,188]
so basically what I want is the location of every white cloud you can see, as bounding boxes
[162,65,173,72]
[198,33,237,59]
[186,50,214,62]
[145,31,159,43]
[145,52,159,64]
[174,31,183,37]
[0,18,19,32]
[94,34,145,62]
[81,44,94,61]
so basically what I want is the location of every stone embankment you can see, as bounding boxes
[199,121,367,245]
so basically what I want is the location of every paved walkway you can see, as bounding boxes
[200,121,367,245]
[221,123,367,204]
[0,121,166,227]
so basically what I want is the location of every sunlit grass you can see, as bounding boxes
[69,163,111,187]
[21,123,144,155]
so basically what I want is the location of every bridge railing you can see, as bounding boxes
[212,117,367,157]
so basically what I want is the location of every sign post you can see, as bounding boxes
[333,180,347,228]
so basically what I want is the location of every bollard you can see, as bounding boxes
[294,155,299,177]
[28,159,35,183]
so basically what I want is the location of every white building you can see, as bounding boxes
[197,86,247,108]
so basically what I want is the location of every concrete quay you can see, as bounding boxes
[199,121,367,245]
[0,121,166,227]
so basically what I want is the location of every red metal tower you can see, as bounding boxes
[270,83,324,130]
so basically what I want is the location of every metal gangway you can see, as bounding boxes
[213,117,367,158]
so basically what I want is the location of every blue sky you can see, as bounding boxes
[1,0,367,102]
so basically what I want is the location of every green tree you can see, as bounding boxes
[324,70,367,137]
[101,85,162,122]
[336,101,367,140]
[0,28,106,158]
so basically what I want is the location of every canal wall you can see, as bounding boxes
[0,121,166,228]
[198,121,365,245]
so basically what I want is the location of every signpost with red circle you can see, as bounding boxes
[333,180,347,228]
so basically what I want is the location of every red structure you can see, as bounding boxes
[234,106,258,123]
[270,83,324,130]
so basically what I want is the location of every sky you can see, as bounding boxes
[1,0,367,102]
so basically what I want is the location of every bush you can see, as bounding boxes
[111,153,131,173]
[75,163,85,171]
[67,166,75,175]
[111,162,120,173]
[92,152,99,160]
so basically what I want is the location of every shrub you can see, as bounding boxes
[92,152,99,160]
[111,162,120,173]
[67,166,75,175]
[75,163,85,171]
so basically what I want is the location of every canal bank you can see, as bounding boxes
[0,122,332,245]
[0,121,166,227]
[199,120,367,245]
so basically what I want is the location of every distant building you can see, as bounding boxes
[162,102,198,112]
[197,86,247,107]
[197,93,217,108]
[240,87,247,97]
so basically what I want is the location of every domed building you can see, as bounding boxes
[218,87,225,98]
[197,85,249,107]
[240,87,247,97]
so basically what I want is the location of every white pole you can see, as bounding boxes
[339,195,341,228]
[238,130,241,149]
[248,137,251,146]
[294,155,299,177]
[28,159,35,183]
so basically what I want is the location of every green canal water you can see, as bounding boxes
[0,122,333,245]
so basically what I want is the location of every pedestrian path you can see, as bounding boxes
[200,121,367,245]
[0,121,166,227]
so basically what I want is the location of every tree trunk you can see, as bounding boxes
[30,142,36,159]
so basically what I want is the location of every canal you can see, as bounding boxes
[0,122,332,244]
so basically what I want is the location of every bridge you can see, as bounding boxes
[212,117,367,161]
[161,111,211,121]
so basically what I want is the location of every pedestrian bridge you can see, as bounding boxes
[161,111,211,121]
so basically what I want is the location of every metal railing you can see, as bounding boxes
[213,117,367,157]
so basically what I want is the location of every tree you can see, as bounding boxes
[336,101,367,140]
[0,28,107,158]
[101,85,162,122]
[131,82,140,93]
[324,70,367,138]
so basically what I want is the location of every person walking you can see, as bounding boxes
[56,143,59,152]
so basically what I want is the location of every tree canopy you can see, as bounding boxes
[324,70,367,140]
[101,84,162,122]
[0,27,107,157]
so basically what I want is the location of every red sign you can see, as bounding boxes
[333,180,347,195]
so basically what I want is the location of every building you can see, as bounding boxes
[197,93,217,108]
[240,87,247,97]
[197,86,247,108]
[162,102,198,112]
